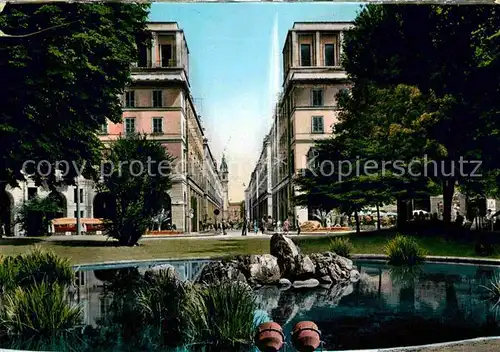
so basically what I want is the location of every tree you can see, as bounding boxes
[0,2,151,192]
[98,134,175,246]
[16,195,61,237]
[341,4,500,225]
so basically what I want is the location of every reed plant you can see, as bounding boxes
[385,235,426,265]
[0,281,82,336]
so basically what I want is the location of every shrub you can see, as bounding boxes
[16,196,61,237]
[0,246,74,292]
[385,235,426,265]
[0,282,82,336]
[329,237,353,258]
[482,273,500,308]
[185,281,257,349]
[136,268,191,347]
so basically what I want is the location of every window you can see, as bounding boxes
[74,210,84,218]
[312,116,324,133]
[312,89,323,107]
[138,45,148,67]
[300,44,311,66]
[324,44,336,66]
[161,44,172,67]
[125,118,136,134]
[99,123,107,135]
[125,91,135,107]
[74,188,83,204]
[152,90,163,108]
[28,187,37,200]
[152,117,163,134]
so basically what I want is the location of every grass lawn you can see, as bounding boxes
[1,231,499,264]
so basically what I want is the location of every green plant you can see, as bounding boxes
[385,235,426,265]
[0,246,74,292]
[0,282,82,336]
[136,268,191,347]
[329,237,353,258]
[16,196,62,237]
[99,134,175,246]
[185,281,258,349]
[482,273,500,308]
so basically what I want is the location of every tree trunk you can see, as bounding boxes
[354,210,361,234]
[376,203,381,231]
[397,198,408,230]
[442,179,455,226]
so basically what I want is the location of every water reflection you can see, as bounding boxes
[1,260,499,351]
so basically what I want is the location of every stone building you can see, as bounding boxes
[246,22,352,225]
[0,22,226,235]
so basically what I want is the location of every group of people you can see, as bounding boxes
[240,216,300,236]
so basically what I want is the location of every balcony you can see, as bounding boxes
[131,59,179,70]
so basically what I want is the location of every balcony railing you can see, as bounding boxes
[132,59,178,69]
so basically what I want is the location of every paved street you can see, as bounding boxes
[34,228,353,242]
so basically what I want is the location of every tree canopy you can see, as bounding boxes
[98,134,175,246]
[295,4,500,226]
[0,2,151,190]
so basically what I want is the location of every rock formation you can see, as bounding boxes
[196,233,360,289]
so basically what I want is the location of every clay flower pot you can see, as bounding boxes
[292,321,321,352]
[255,322,284,352]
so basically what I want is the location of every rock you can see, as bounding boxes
[248,254,281,284]
[294,255,316,279]
[350,270,360,282]
[292,279,320,289]
[279,278,292,287]
[336,256,354,271]
[196,260,247,284]
[270,233,300,277]
[309,252,359,284]
[319,275,332,284]
[149,263,175,271]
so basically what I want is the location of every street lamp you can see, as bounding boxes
[76,177,81,236]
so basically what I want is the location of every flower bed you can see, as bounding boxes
[310,227,351,232]
[147,230,184,235]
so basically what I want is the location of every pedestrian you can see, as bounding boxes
[296,216,301,235]
[242,217,247,236]
[283,218,290,235]
[222,220,227,235]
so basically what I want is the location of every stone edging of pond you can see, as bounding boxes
[322,336,500,352]
[73,254,500,269]
[353,254,500,266]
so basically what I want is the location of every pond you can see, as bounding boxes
[1,259,499,351]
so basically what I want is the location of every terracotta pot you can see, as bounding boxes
[255,322,284,352]
[292,321,321,352]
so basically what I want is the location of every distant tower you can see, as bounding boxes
[219,154,229,220]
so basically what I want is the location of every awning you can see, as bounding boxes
[51,218,103,225]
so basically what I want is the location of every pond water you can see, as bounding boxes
[1,259,500,351]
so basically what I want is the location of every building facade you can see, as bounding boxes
[247,132,273,223]
[228,201,243,224]
[246,22,352,226]
[1,22,227,236]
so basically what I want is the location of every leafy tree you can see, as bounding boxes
[98,134,175,246]
[16,195,61,237]
[0,2,150,192]
[341,4,500,225]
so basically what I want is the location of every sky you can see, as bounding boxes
[149,2,362,202]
